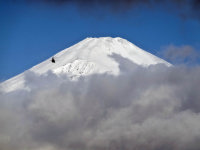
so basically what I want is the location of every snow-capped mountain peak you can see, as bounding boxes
[0,37,171,93]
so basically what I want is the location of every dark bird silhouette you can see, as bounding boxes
[51,57,55,63]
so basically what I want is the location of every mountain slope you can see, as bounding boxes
[0,37,171,93]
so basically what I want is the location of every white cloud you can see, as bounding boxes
[160,45,200,64]
[1,56,200,150]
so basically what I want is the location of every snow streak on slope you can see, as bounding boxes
[0,37,171,93]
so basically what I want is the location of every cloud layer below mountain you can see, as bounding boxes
[1,55,200,150]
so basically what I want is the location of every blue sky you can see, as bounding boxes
[0,0,200,81]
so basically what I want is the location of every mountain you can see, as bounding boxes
[0,37,171,93]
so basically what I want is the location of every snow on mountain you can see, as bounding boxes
[0,37,171,93]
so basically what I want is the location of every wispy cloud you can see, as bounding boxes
[11,0,200,20]
[159,45,200,65]
[1,55,200,150]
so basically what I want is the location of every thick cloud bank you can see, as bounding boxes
[1,56,200,150]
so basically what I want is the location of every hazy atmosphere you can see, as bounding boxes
[0,0,200,150]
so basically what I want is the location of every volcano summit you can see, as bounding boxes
[0,37,170,92]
